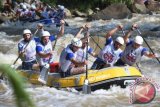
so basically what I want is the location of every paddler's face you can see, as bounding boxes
[114,41,122,50]
[82,42,86,48]
[38,25,43,29]
[72,45,80,52]
[133,42,141,49]
[23,33,31,42]
[42,36,50,45]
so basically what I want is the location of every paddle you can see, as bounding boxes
[89,34,102,50]
[38,32,58,84]
[82,30,91,94]
[38,56,52,84]
[136,28,160,63]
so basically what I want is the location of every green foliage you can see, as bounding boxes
[41,0,56,7]
[0,65,35,107]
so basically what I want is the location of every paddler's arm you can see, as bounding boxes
[56,20,65,38]
[36,45,53,58]
[75,25,85,38]
[75,23,91,38]
[90,52,98,58]
[105,24,123,39]
[123,24,138,43]
[70,58,88,67]
[144,52,156,58]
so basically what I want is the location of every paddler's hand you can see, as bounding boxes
[48,51,54,57]
[85,23,91,30]
[155,53,160,58]
[60,20,65,25]
[81,24,86,30]
[19,50,26,61]
[117,24,123,30]
[37,23,43,29]
[83,60,88,65]
[131,24,138,31]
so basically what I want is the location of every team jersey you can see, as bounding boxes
[18,37,39,62]
[98,37,122,66]
[36,35,56,65]
[76,46,93,62]
[121,40,147,66]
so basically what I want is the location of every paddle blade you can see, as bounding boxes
[38,64,49,84]
[82,79,91,94]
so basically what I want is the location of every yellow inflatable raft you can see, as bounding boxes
[17,66,142,91]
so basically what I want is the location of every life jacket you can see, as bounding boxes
[36,41,53,66]
[98,43,122,66]
[59,45,77,72]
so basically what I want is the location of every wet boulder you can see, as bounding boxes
[151,26,160,31]
[72,10,87,17]
[64,8,72,18]
[87,3,132,21]
[132,3,151,14]
[145,0,160,12]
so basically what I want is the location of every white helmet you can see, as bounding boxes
[115,36,124,45]
[134,35,143,45]
[22,5,27,9]
[42,31,50,37]
[58,5,64,10]
[23,29,31,35]
[37,23,43,27]
[71,38,82,47]
[31,4,36,10]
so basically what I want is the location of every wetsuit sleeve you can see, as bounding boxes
[66,53,74,60]
[88,47,93,54]
[119,52,123,57]
[126,40,133,46]
[105,37,113,46]
[18,43,23,52]
[36,45,43,53]
[34,37,40,43]
[141,48,148,56]
[49,35,56,42]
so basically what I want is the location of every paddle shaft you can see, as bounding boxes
[90,35,102,50]
[85,30,90,79]
[136,28,160,63]
[82,30,91,94]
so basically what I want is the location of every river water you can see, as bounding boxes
[0,14,160,107]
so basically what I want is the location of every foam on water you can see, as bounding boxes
[0,53,20,65]
[22,86,131,107]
